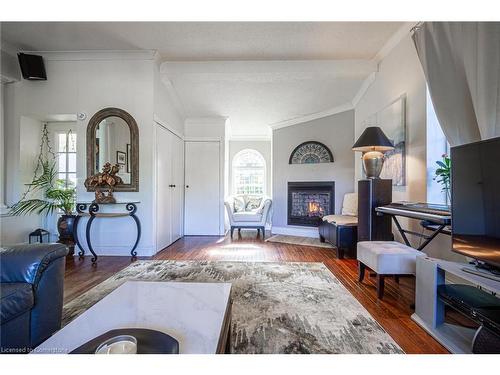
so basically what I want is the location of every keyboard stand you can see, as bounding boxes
[391,215,447,251]
[375,206,449,250]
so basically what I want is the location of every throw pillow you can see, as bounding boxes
[341,192,358,216]
[245,196,263,211]
[233,196,245,212]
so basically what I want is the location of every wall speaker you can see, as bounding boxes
[17,53,47,80]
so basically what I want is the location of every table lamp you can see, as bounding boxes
[352,126,394,178]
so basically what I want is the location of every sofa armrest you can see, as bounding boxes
[224,201,235,225]
[260,199,272,225]
[0,243,68,287]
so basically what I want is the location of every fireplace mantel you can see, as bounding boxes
[287,181,335,227]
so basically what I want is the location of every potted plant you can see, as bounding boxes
[434,153,451,203]
[10,160,77,254]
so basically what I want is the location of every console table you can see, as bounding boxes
[412,256,500,353]
[73,201,141,264]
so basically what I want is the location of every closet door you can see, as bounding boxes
[171,135,184,242]
[184,141,220,235]
[156,125,173,251]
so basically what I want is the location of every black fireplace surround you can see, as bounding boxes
[287,181,335,227]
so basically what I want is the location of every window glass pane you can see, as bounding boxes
[68,133,77,152]
[57,153,67,172]
[58,173,67,181]
[67,173,77,187]
[233,149,265,195]
[58,134,67,152]
[67,153,77,172]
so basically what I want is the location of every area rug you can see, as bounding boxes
[266,234,334,249]
[62,260,403,354]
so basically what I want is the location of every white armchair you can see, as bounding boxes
[224,195,272,238]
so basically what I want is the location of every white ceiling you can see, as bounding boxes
[1,22,406,138]
[2,22,403,60]
[162,60,377,138]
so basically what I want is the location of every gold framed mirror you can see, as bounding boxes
[86,108,139,192]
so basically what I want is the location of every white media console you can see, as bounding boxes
[412,256,500,353]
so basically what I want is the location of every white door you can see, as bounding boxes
[156,125,173,251]
[171,135,184,242]
[184,141,220,235]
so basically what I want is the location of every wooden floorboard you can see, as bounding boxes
[64,232,449,354]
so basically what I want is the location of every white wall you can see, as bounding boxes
[1,83,6,210]
[0,116,43,245]
[1,49,21,82]
[184,117,227,139]
[272,110,355,237]
[228,140,272,196]
[2,52,184,254]
[153,56,184,136]
[354,35,462,262]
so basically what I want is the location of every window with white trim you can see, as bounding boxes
[426,88,450,205]
[56,130,77,188]
[232,149,266,195]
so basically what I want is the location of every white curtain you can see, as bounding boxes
[412,22,500,146]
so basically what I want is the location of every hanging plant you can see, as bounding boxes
[9,125,76,217]
[434,153,451,203]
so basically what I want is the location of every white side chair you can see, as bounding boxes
[224,196,272,239]
[357,241,425,299]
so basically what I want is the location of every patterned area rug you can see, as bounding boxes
[63,260,403,354]
[266,234,334,248]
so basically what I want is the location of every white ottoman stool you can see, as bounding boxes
[357,241,424,299]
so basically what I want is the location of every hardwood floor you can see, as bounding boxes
[64,231,449,354]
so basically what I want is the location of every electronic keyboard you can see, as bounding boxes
[375,202,451,225]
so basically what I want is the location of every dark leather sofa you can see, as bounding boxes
[0,243,68,353]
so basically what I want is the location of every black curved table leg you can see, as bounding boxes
[75,203,88,258]
[127,203,141,259]
[86,203,99,265]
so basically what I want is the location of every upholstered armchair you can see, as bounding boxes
[224,195,272,238]
[0,243,68,353]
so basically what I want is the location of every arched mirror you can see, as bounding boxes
[86,108,139,192]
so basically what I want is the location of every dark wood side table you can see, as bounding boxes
[73,201,141,264]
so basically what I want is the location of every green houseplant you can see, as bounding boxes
[10,160,77,253]
[434,153,451,203]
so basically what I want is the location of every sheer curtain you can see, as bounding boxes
[412,22,500,146]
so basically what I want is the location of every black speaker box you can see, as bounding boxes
[18,53,47,80]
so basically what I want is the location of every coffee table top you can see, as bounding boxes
[34,281,232,354]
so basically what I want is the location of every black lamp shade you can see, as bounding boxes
[352,126,394,152]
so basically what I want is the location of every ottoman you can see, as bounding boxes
[357,241,424,299]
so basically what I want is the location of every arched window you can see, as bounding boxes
[232,149,266,195]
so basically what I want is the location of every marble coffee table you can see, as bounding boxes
[34,281,232,354]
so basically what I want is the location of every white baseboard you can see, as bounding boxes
[271,226,319,238]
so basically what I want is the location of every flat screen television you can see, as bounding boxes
[451,136,500,271]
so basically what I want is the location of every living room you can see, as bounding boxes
[1,1,499,373]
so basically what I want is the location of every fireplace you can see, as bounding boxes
[287,181,335,227]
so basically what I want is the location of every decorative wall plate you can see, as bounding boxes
[289,141,334,164]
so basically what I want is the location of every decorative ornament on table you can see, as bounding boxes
[84,162,124,203]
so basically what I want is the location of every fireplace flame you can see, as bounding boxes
[308,201,323,216]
